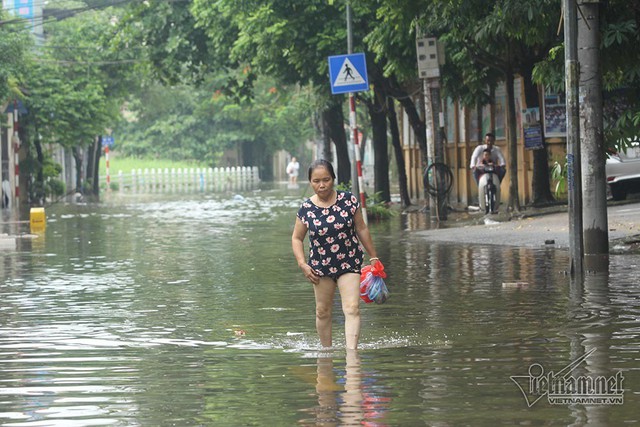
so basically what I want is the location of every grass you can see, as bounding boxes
[100,154,208,177]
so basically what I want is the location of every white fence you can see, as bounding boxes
[112,166,260,193]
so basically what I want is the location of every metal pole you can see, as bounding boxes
[12,100,20,209]
[346,1,367,222]
[346,2,353,54]
[105,145,111,191]
[350,97,368,223]
[423,79,437,220]
[563,0,584,278]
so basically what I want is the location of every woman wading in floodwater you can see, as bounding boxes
[291,159,380,350]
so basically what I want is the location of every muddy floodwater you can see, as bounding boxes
[1,188,638,426]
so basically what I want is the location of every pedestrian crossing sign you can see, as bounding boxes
[328,53,369,94]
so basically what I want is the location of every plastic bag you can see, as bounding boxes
[360,260,389,304]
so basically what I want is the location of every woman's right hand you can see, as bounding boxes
[300,264,320,285]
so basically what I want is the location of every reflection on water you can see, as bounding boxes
[0,189,638,426]
[298,350,390,426]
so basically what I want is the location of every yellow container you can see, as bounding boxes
[30,207,46,232]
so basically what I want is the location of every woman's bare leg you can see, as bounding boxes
[338,273,361,349]
[313,277,337,348]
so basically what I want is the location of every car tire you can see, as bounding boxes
[609,184,627,201]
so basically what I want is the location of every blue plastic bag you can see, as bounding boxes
[360,261,389,304]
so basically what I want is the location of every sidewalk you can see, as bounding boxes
[415,201,640,254]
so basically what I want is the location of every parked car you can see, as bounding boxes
[606,142,640,200]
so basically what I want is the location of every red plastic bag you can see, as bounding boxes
[360,260,389,304]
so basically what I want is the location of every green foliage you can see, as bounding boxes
[532,45,565,93]
[533,0,640,149]
[113,73,315,166]
[366,191,395,221]
[34,154,65,200]
[191,0,346,90]
[335,182,351,192]
[47,178,66,198]
[335,182,394,221]
[550,159,567,198]
[42,157,63,179]
[25,6,128,150]
[0,10,32,102]
[414,0,561,104]
[114,0,214,85]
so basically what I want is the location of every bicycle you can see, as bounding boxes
[478,164,499,214]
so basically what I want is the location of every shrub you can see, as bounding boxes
[551,160,567,198]
[335,182,394,220]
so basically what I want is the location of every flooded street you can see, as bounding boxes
[1,188,638,426]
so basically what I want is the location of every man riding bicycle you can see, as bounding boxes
[469,133,506,214]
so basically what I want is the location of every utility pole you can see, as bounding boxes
[578,0,609,272]
[563,0,584,279]
[416,36,446,221]
[424,80,447,221]
[12,100,21,213]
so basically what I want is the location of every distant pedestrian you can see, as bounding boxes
[286,157,300,185]
[1,180,10,209]
[291,159,380,350]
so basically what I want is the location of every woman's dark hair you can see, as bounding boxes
[308,159,336,181]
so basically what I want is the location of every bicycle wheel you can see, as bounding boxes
[485,181,495,214]
[423,162,454,197]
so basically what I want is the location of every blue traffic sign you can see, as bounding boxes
[328,53,369,94]
[102,136,114,147]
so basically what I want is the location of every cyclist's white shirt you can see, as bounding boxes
[469,144,506,168]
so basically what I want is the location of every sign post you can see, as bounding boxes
[328,52,370,223]
[102,136,114,191]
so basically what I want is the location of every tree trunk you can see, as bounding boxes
[578,1,608,269]
[91,137,102,200]
[522,71,555,205]
[34,135,45,206]
[397,95,429,203]
[369,85,390,203]
[318,111,333,161]
[71,146,83,193]
[86,139,95,191]
[387,96,411,207]
[323,102,351,185]
[505,69,521,212]
[21,112,42,206]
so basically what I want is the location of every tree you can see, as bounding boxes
[0,10,32,102]
[192,0,357,183]
[25,6,128,199]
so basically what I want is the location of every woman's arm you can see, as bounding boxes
[354,208,378,264]
[292,217,319,284]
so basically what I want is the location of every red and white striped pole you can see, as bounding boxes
[13,100,20,205]
[105,145,111,190]
[349,94,368,223]
[345,3,367,224]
